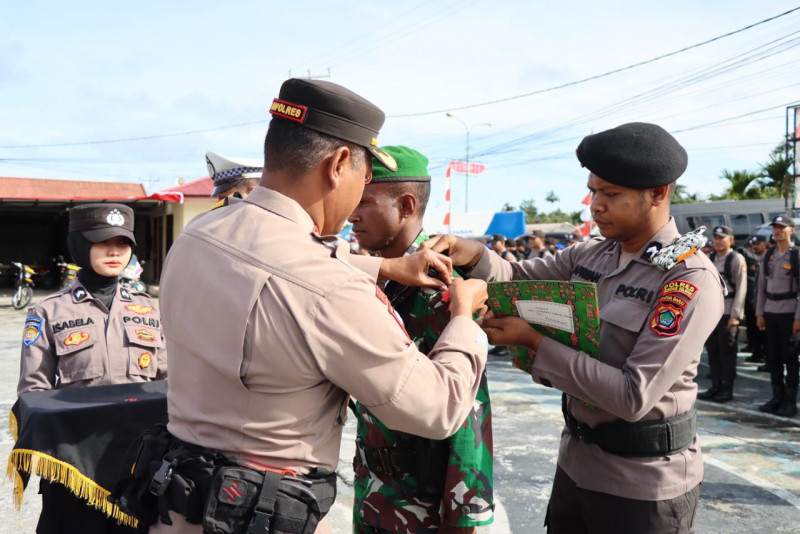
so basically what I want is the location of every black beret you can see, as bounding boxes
[269,78,397,171]
[576,122,687,189]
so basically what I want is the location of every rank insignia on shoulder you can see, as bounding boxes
[73,287,88,301]
[22,317,43,347]
[120,288,131,300]
[649,227,706,271]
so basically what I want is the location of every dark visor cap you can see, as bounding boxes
[68,203,136,245]
[269,78,397,171]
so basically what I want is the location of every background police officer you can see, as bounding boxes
[698,225,745,403]
[425,122,723,533]
[19,203,166,534]
[756,214,800,417]
[205,151,262,201]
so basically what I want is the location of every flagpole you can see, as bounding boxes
[446,113,490,212]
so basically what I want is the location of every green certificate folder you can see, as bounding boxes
[486,280,601,374]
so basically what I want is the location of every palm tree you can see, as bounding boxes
[717,169,767,200]
[672,184,699,204]
[760,141,793,202]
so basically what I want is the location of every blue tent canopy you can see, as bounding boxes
[485,211,526,238]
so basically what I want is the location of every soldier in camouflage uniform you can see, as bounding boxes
[347,146,494,534]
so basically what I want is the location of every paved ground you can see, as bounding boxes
[0,289,798,532]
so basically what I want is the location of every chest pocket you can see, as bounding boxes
[124,324,164,378]
[54,325,102,384]
[599,298,649,369]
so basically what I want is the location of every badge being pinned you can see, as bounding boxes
[23,317,43,347]
[64,331,90,346]
[650,227,706,271]
[138,352,152,369]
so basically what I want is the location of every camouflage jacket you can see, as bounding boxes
[353,230,494,533]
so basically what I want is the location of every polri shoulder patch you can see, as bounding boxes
[22,317,43,347]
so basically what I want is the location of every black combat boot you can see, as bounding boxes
[758,385,784,413]
[712,385,734,403]
[698,384,720,401]
[776,388,797,417]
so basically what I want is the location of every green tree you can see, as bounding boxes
[671,184,700,204]
[519,199,538,224]
[760,141,793,202]
[712,169,768,200]
[545,190,559,205]
[501,202,516,212]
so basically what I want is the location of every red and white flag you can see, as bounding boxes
[448,160,487,175]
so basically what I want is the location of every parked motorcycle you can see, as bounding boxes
[11,261,35,310]
[120,255,147,294]
[56,256,81,290]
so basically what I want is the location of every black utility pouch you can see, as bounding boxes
[203,466,322,534]
[109,424,172,525]
[415,438,450,502]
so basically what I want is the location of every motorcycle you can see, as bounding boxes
[120,255,147,294]
[11,261,35,310]
[56,256,81,290]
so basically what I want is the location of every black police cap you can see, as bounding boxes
[576,122,687,189]
[68,203,136,245]
[269,78,397,171]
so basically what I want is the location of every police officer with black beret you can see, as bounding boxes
[425,122,723,533]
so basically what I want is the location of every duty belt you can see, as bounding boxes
[561,394,696,457]
[355,436,415,478]
[766,291,798,301]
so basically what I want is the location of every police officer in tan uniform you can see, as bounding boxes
[18,203,167,533]
[756,214,800,416]
[152,79,488,533]
[698,225,746,403]
[426,122,723,533]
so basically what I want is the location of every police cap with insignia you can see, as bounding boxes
[576,122,688,189]
[269,78,397,171]
[68,203,136,245]
[713,225,733,237]
[771,213,796,227]
[369,146,430,183]
[206,152,263,197]
[749,235,766,244]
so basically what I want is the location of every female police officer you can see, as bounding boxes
[18,203,167,533]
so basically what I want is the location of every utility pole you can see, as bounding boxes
[287,68,331,80]
[446,113,490,212]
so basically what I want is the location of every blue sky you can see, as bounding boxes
[2,1,799,228]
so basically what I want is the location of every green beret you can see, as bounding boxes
[370,145,431,183]
[576,122,687,189]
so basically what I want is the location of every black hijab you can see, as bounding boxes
[67,232,127,311]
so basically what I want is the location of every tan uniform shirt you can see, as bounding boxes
[159,186,487,476]
[471,218,723,500]
[18,282,167,394]
[755,246,800,318]
[711,250,746,319]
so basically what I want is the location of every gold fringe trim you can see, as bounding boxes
[6,449,139,528]
[8,410,18,442]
